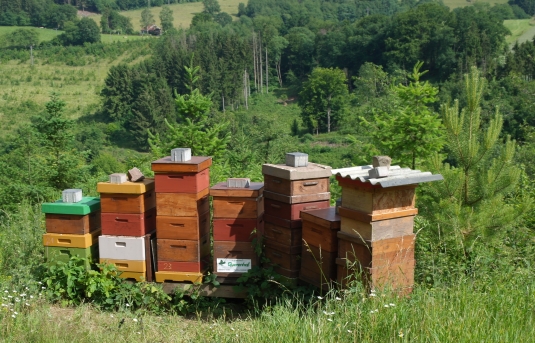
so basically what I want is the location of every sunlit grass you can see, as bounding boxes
[89,0,242,32]
[504,19,535,45]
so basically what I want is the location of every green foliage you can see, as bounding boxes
[422,67,532,268]
[101,8,134,34]
[362,62,444,169]
[57,18,101,46]
[202,0,221,15]
[4,28,38,48]
[159,6,174,31]
[141,8,155,29]
[299,67,349,134]
[149,56,230,158]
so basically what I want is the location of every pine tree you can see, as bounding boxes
[148,56,230,159]
[426,67,531,238]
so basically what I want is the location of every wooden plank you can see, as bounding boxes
[151,156,212,173]
[264,222,302,246]
[101,208,156,237]
[161,283,247,298]
[97,178,155,194]
[263,175,330,196]
[155,169,210,194]
[210,182,264,197]
[263,190,331,204]
[299,207,340,229]
[156,212,210,240]
[340,215,414,241]
[100,190,156,214]
[263,214,302,228]
[45,211,101,235]
[156,190,209,217]
[43,229,101,248]
[100,259,146,273]
[264,198,330,221]
[212,196,263,219]
[213,217,263,241]
[157,260,208,272]
[155,271,204,283]
[338,206,418,222]
[156,235,210,262]
[302,220,338,252]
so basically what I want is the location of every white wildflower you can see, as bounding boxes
[335,297,341,301]
[317,296,323,300]
[369,293,376,297]
[347,330,352,333]
[133,318,138,322]
[231,327,235,331]
[11,315,15,318]
[384,304,389,308]
[390,303,395,307]
[25,303,30,306]
[125,303,130,307]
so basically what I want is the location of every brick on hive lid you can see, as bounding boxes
[369,155,391,178]
[171,148,191,162]
[109,173,127,184]
[285,152,308,167]
[227,178,251,188]
[62,189,82,203]
[128,167,145,182]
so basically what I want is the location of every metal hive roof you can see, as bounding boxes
[332,165,443,188]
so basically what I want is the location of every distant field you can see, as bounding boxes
[89,0,242,31]
[442,0,508,9]
[0,26,62,42]
[504,19,535,45]
[0,25,147,44]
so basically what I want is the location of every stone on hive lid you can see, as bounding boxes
[109,173,127,184]
[171,148,191,162]
[372,156,391,169]
[227,178,250,188]
[62,189,82,203]
[368,166,389,179]
[128,167,145,182]
[285,152,308,167]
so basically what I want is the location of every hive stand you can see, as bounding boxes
[332,161,443,293]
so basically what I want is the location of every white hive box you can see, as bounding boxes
[98,235,146,261]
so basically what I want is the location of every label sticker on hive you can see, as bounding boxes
[216,258,252,273]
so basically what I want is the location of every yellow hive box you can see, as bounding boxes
[155,271,204,284]
[100,259,146,273]
[117,271,146,282]
[43,229,101,249]
[97,178,155,194]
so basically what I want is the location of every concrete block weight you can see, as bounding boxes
[109,173,127,184]
[227,178,251,188]
[62,189,82,203]
[171,148,191,162]
[285,152,308,167]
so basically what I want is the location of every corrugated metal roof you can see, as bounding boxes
[332,165,443,188]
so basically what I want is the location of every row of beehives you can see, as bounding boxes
[41,151,442,292]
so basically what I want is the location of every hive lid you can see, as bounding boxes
[210,182,264,197]
[300,207,340,229]
[262,162,332,180]
[151,156,212,173]
[97,178,155,194]
[332,165,443,188]
[42,197,101,215]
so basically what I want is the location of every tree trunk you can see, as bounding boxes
[259,36,263,94]
[265,48,268,93]
[222,95,225,113]
[327,95,332,133]
[252,32,257,92]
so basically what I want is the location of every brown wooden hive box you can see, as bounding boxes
[263,175,330,196]
[264,240,301,271]
[156,235,210,262]
[263,190,331,204]
[337,175,417,219]
[337,231,415,269]
[100,190,156,214]
[213,241,257,277]
[156,189,209,217]
[210,182,264,198]
[212,196,264,219]
[45,211,101,235]
[157,259,209,273]
[151,156,212,173]
[336,257,415,292]
[213,216,264,242]
[263,222,302,247]
[101,208,156,237]
[156,212,210,240]
[340,213,414,241]
[300,207,340,252]
[300,245,337,289]
[264,214,302,228]
[264,198,330,221]
[262,163,332,181]
[154,168,210,194]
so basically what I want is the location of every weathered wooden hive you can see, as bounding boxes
[332,157,443,293]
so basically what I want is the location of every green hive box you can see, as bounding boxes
[45,245,99,269]
[41,197,100,215]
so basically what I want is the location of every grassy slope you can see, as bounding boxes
[505,18,535,45]
[89,0,243,31]
[442,0,508,9]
